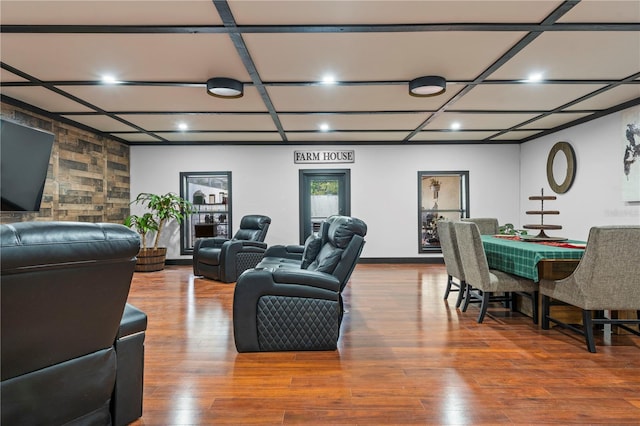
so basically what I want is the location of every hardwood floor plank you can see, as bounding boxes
[128,264,640,425]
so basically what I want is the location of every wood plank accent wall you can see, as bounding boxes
[1,102,131,224]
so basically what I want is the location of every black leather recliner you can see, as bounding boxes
[193,214,271,283]
[233,215,367,352]
[1,221,146,426]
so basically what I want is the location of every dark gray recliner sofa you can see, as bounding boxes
[193,214,271,283]
[233,215,367,352]
[1,221,146,426]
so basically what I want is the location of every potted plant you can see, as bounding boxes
[125,192,195,272]
[498,223,528,237]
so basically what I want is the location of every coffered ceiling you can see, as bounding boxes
[1,0,639,145]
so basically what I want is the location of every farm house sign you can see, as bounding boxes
[294,150,355,164]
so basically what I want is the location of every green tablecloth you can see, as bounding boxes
[481,235,585,282]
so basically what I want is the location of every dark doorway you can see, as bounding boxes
[299,169,351,244]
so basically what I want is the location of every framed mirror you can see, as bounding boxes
[546,141,576,194]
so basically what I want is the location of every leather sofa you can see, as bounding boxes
[1,221,146,426]
[193,214,271,282]
[233,215,367,352]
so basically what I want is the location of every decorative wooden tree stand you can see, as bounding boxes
[522,188,566,241]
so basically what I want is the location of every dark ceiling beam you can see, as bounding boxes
[212,0,287,142]
[489,71,640,141]
[517,97,640,144]
[4,78,637,88]
[3,22,639,34]
[403,0,582,142]
[0,62,167,143]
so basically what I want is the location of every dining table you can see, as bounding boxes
[480,235,586,282]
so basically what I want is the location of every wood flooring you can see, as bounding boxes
[127,264,640,425]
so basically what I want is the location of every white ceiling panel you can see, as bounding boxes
[112,113,277,132]
[245,31,527,82]
[1,0,637,145]
[491,31,640,80]
[557,1,640,23]
[156,132,283,142]
[491,130,546,140]
[565,84,640,111]
[519,112,592,130]
[452,84,606,111]
[0,0,222,25]
[0,33,248,82]
[0,68,26,83]
[267,84,462,112]
[61,114,142,132]
[426,112,540,130]
[411,131,498,141]
[61,86,267,113]
[286,131,409,142]
[279,113,427,131]
[1,86,94,112]
[229,0,562,25]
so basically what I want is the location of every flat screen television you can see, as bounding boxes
[1,118,55,212]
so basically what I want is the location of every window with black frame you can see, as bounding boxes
[180,171,231,255]
[418,171,469,253]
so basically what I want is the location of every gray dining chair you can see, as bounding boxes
[437,221,466,308]
[454,221,538,324]
[539,225,640,353]
[461,218,499,235]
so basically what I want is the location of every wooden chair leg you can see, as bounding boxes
[541,295,551,330]
[583,310,596,353]
[443,275,453,300]
[477,291,490,323]
[455,281,466,308]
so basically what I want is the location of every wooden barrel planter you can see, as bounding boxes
[135,247,167,272]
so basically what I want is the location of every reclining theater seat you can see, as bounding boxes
[233,215,367,352]
[1,221,146,426]
[193,214,271,283]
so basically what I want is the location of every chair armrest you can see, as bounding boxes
[117,303,147,339]
[263,244,304,261]
[113,303,146,426]
[272,269,341,292]
[218,240,268,282]
[234,240,267,250]
[233,269,339,352]
[195,237,230,250]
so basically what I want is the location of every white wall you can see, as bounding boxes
[131,144,521,259]
[520,106,640,241]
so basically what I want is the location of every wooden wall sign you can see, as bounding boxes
[294,150,355,164]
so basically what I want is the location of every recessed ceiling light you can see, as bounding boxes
[450,122,461,130]
[178,122,188,131]
[101,74,118,84]
[319,123,330,131]
[322,74,336,85]
[527,72,544,82]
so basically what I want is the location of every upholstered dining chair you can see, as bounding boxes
[454,221,539,324]
[436,221,466,308]
[539,225,640,353]
[461,217,499,235]
[193,214,271,282]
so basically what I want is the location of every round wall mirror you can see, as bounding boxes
[546,141,576,194]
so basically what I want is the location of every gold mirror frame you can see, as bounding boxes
[546,141,576,194]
